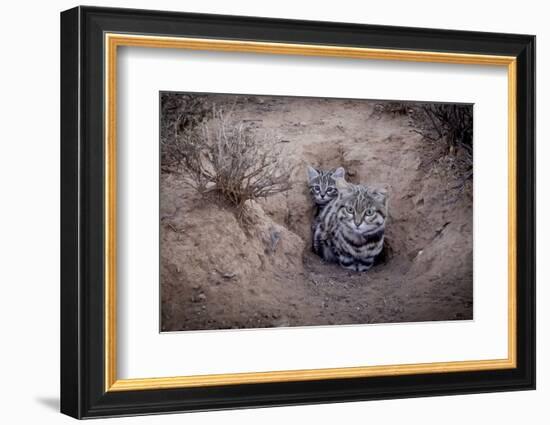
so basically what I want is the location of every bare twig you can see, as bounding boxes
[174,107,293,214]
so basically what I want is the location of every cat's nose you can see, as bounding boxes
[320,194,325,199]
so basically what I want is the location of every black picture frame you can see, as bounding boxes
[61,5,535,419]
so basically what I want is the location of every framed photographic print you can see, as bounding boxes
[60,6,536,419]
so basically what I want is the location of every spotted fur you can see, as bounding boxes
[313,183,388,272]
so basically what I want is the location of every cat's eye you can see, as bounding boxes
[326,187,334,193]
[313,185,320,192]
[345,206,354,214]
[366,208,375,216]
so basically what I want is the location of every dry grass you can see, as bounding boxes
[415,104,473,158]
[160,93,212,169]
[175,108,293,213]
[407,103,473,189]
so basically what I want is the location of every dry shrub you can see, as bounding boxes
[160,93,212,169]
[416,104,473,158]
[176,108,293,212]
[410,104,473,185]
[376,101,472,167]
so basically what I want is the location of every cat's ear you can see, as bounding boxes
[371,188,389,209]
[332,167,345,180]
[335,178,353,194]
[307,166,319,182]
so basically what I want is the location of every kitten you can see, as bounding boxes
[306,166,346,209]
[313,182,388,272]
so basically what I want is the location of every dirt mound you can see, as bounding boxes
[161,95,473,331]
[161,176,309,331]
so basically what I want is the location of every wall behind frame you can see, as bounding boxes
[0,1,543,424]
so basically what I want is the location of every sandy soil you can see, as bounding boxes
[160,95,473,332]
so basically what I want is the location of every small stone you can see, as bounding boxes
[191,293,206,303]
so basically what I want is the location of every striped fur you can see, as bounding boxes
[307,166,345,210]
[313,184,388,272]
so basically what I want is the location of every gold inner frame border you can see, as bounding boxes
[104,33,517,392]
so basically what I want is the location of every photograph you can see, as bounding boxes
[159,92,474,332]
